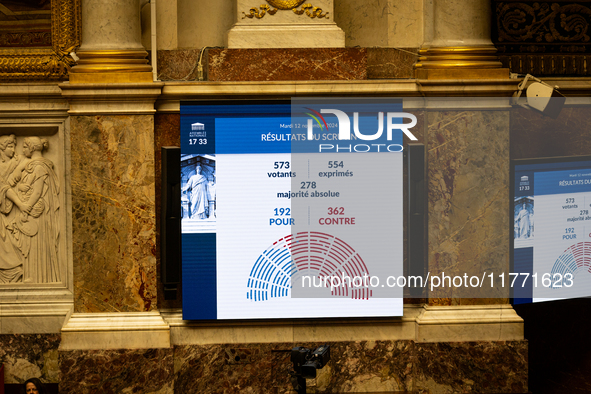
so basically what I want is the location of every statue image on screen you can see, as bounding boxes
[184,164,209,219]
[181,154,216,233]
[0,134,60,284]
[514,196,534,247]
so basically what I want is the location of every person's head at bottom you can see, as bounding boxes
[24,378,47,394]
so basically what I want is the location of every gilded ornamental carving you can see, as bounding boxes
[242,1,328,19]
[493,1,591,75]
[496,2,591,44]
[0,0,81,80]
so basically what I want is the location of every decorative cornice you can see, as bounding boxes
[59,82,164,115]
[156,79,521,112]
[0,303,73,334]
[62,312,169,332]
[159,305,523,345]
[415,304,524,343]
[60,311,170,350]
[0,83,69,118]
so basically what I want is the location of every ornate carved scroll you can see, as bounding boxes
[492,1,591,75]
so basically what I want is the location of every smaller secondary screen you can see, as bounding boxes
[180,100,406,320]
[512,156,591,303]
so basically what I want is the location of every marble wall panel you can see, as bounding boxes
[367,48,419,79]
[174,343,289,393]
[156,48,421,81]
[511,107,591,160]
[427,110,510,305]
[59,348,174,394]
[155,113,182,309]
[0,334,60,384]
[70,115,157,313]
[207,48,367,81]
[173,340,527,393]
[327,341,414,392]
[414,341,528,393]
[156,49,204,82]
[173,341,415,393]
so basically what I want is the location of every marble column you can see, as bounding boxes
[415,0,508,79]
[70,0,152,83]
[58,2,168,381]
[58,75,170,393]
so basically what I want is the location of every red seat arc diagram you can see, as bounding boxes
[246,231,373,301]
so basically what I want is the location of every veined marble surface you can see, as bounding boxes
[0,334,60,384]
[156,49,204,82]
[511,106,591,160]
[207,48,366,81]
[59,347,174,393]
[156,47,420,82]
[367,48,419,79]
[70,115,157,313]
[414,341,528,393]
[427,110,511,304]
[55,339,527,392]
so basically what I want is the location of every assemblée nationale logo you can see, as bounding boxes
[190,122,206,138]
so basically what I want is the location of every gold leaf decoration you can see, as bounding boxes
[292,4,328,18]
[0,0,81,81]
[492,1,591,75]
[242,4,278,19]
[266,0,306,10]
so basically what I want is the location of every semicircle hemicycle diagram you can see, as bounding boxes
[246,231,373,301]
[550,241,591,288]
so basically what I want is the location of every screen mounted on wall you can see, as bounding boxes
[180,100,406,320]
[512,155,591,303]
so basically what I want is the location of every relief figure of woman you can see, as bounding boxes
[0,134,25,282]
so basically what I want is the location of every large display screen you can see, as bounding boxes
[180,100,405,320]
[512,156,591,303]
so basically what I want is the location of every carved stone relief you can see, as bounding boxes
[0,134,60,284]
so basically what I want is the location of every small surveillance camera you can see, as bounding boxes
[526,82,566,119]
[513,74,566,119]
